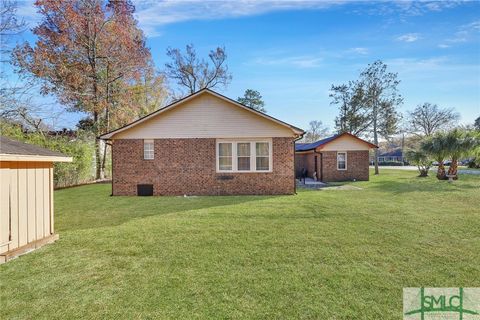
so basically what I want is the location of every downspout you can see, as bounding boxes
[105,140,113,196]
[314,149,322,181]
[293,134,304,195]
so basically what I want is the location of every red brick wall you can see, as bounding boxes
[320,151,369,181]
[112,138,295,196]
[295,152,320,179]
[294,150,369,181]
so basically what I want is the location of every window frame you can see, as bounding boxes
[216,139,272,173]
[218,142,233,171]
[143,139,154,160]
[337,151,347,171]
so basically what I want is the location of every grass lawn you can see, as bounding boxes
[1,170,479,319]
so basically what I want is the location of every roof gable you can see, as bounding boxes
[101,89,304,139]
[296,132,377,152]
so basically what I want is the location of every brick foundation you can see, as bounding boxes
[112,138,295,196]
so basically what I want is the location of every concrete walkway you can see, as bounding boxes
[296,178,327,189]
[370,166,480,175]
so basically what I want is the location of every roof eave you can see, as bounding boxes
[0,153,73,162]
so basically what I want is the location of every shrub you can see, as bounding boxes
[0,121,95,187]
[405,150,432,177]
[378,161,404,166]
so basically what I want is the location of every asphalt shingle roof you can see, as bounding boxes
[0,136,68,158]
[379,149,402,157]
[295,135,339,152]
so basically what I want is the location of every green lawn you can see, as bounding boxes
[1,170,479,319]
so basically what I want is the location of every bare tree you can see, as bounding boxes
[165,44,232,97]
[303,120,330,142]
[0,0,32,123]
[408,102,460,137]
[0,0,25,56]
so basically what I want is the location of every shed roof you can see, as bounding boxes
[295,135,338,152]
[0,136,72,162]
[295,132,378,152]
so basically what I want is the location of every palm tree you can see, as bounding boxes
[405,150,432,177]
[443,129,480,179]
[421,133,449,180]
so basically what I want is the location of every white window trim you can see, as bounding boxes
[337,151,347,171]
[144,139,154,160]
[216,139,273,173]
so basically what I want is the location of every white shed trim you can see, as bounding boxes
[0,154,72,162]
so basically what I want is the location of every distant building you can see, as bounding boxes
[371,149,404,164]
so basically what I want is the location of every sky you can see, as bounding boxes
[10,0,480,131]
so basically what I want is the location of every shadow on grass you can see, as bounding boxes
[55,183,281,232]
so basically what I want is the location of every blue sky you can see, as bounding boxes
[13,0,480,131]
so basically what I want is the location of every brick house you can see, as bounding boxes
[100,89,305,196]
[295,133,378,182]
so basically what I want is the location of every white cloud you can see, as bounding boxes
[396,33,421,42]
[438,44,451,49]
[132,0,345,37]
[132,1,469,37]
[352,1,466,18]
[251,55,323,68]
[349,47,369,55]
[13,1,474,39]
[439,20,480,47]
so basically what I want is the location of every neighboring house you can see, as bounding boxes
[0,136,72,263]
[100,89,304,196]
[374,149,404,163]
[295,132,378,182]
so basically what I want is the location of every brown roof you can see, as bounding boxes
[0,136,68,158]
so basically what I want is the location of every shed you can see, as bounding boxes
[295,132,377,182]
[0,136,72,263]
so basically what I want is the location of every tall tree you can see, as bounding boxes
[13,0,159,179]
[330,81,369,135]
[475,116,480,131]
[357,60,402,174]
[237,89,266,113]
[407,102,459,137]
[165,44,232,97]
[331,61,402,174]
[303,120,330,142]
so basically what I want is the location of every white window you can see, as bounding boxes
[255,142,270,171]
[144,140,154,160]
[218,143,232,170]
[216,140,272,172]
[337,152,347,170]
[237,142,251,171]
